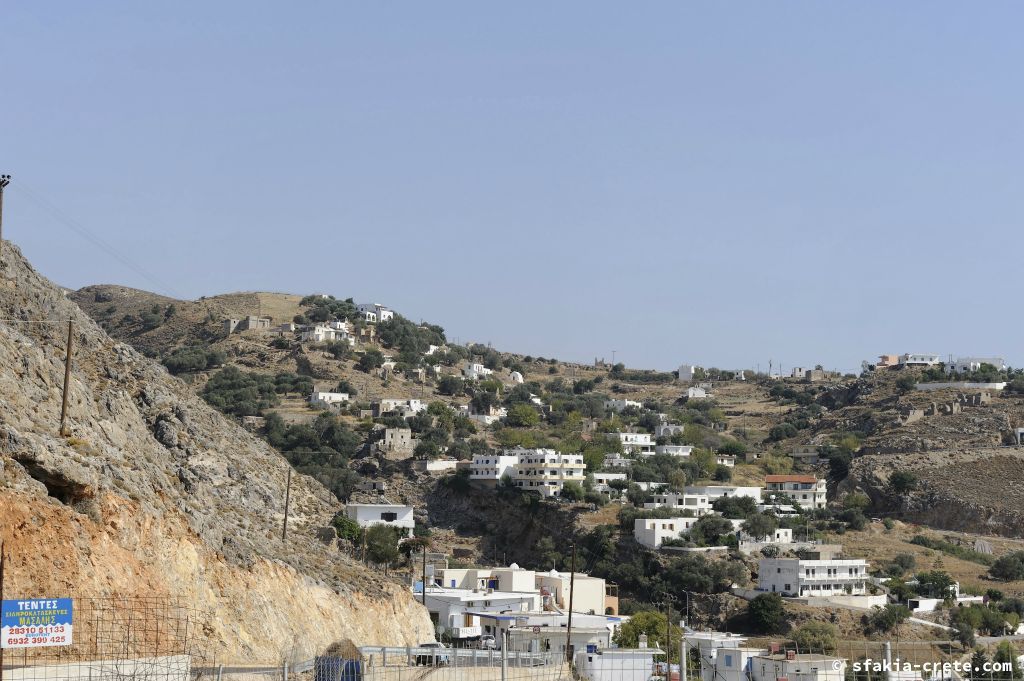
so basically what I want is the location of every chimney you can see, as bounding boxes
[638,634,648,649]
[786,650,796,661]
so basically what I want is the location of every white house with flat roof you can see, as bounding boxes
[469,453,519,486]
[603,454,633,469]
[463,362,494,380]
[899,353,941,366]
[758,556,869,597]
[679,364,701,382]
[634,517,701,549]
[644,492,711,515]
[592,472,628,494]
[356,303,394,323]
[686,386,709,400]
[415,586,540,640]
[345,503,415,537]
[606,432,654,454]
[651,444,693,458]
[946,356,1005,374]
[749,653,847,681]
[512,448,586,497]
[685,485,762,503]
[310,391,350,407]
[655,424,685,438]
[575,646,662,681]
[605,399,642,413]
[765,475,826,509]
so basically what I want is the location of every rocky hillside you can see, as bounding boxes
[0,243,432,662]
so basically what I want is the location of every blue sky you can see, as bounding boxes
[3,3,1022,372]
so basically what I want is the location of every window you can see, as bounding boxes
[381,512,398,522]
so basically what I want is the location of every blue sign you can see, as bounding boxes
[1,598,73,648]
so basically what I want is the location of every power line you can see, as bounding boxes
[12,180,181,297]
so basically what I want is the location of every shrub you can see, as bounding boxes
[889,470,918,494]
[748,593,785,633]
[201,366,279,416]
[163,345,226,374]
[866,604,910,633]
[792,622,837,654]
[990,552,1024,581]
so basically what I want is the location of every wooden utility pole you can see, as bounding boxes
[59,320,74,436]
[281,468,292,541]
[0,174,10,263]
[564,543,577,664]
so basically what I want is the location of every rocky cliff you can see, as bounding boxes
[0,243,432,662]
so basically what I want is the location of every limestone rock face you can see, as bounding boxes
[0,243,432,661]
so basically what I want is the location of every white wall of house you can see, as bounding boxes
[576,649,660,681]
[749,655,847,681]
[605,399,642,413]
[310,391,349,407]
[946,356,1006,373]
[470,454,519,484]
[345,504,415,537]
[679,364,701,382]
[757,558,869,597]
[685,485,763,503]
[652,444,693,457]
[899,353,941,366]
[765,476,826,509]
[634,517,700,548]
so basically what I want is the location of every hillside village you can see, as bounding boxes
[63,282,1024,661]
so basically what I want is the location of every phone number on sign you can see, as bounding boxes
[4,635,68,646]
[6,625,66,636]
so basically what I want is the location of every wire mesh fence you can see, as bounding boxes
[0,596,213,681]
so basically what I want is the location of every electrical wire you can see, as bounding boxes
[12,179,181,298]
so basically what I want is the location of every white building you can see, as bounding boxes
[758,555,870,597]
[576,647,662,681]
[716,454,736,467]
[356,303,394,323]
[535,568,616,616]
[749,653,847,681]
[655,424,685,438]
[463,362,495,380]
[417,586,540,640]
[899,353,941,366]
[603,454,633,469]
[605,399,642,413]
[946,356,1005,374]
[644,492,712,516]
[469,453,519,486]
[509,371,524,384]
[655,446,696,456]
[634,517,701,549]
[374,398,427,417]
[344,503,415,537]
[309,391,350,407]
[301,325,354,344]
[737,527,793,544]
[679,364,702,382]
[592,472,628,494]
[764,475,826,509]
[686,386,709,400]
[606,432,654,454]
[511,448,586,497]
[685,485,763,503]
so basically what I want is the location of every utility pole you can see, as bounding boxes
[564,543,577,665]
[281,468,292,541]
[59,321,74,436]
[421,549,427,606]
[0,174,10,263]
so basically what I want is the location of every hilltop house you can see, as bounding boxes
[899,353,941,366]
[372,399,426,418]
[946,356,1006,374]
[652,444,693,457]
[686,386,709,400]
[592,472,628,494]
[679,364,702,382]
[644,492,712,516]
[764,475,826,509]
[686,485,763,503]
[655,424,685,438]
[463,362,494,380]
[356,303,394,323]
[301,325,354,344]
[381,427,414,453]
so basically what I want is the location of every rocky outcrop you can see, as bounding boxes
[0,243,432,661]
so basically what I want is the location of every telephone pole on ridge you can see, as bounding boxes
[0,174,11,262]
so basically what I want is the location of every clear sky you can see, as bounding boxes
[3,3,1022,372]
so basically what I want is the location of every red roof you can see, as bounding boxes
[765,475,818,484]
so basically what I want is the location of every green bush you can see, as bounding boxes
[201,366,279,416]
[990,551,1024,581]
[748,593,786,633]
[163,345,226,374]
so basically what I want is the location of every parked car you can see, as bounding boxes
[414,642,450,666]
[479,635,497,650]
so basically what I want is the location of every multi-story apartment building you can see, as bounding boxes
[510,448,586,497]
[758,554,869,597]
[764,475,827,509]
